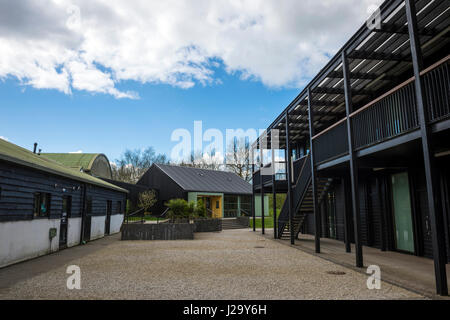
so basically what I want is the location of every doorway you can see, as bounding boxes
[59,196,71,248]
[198,195,222,219]
[105,200,112,235]
[391,172,415,253]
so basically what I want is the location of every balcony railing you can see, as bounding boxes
[352,80,419,150]
[312,56,449,165]
[424,60,450,122]
[313,120,349,164]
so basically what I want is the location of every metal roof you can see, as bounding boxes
[153,164,252,195]
[255,0,450,149]
[0,139,128,193]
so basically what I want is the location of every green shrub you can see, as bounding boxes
[194,199,207,218]
[166,199,188,221]
[165,198,210,221]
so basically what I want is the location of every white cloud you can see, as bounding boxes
[0,136,9,141]
[69,150,83,154]
[0,0,383,98]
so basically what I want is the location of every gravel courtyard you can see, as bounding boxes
[0,229,424,300]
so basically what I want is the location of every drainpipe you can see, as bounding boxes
[79,183,87,245]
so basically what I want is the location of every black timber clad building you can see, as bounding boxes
[137,164,256,218]
[252,0,450,295]
[0,139,128,268]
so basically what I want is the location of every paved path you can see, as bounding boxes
[0,229,424,300]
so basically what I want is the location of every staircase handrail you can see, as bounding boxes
[277,154,312,237]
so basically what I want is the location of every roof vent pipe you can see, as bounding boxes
[33,143,37,154]
[38,149,42,156]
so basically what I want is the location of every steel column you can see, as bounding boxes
[260,142,265,235]
[285,112,295,245]
[406,0,448,296]
[307,88,321,253]
[343,177,352,253]
[342,51,363,268]
[272,142,278,239]
[252,160,256,232]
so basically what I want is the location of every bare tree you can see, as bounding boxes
[225,137,251,181]
[112,147,168,183]
[177,150,223,170]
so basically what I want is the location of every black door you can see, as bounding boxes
[105,200,112,235]
[83,216,91,242]
[59,196,71,248]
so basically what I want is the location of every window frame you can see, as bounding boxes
[62,195,72,218]
[33,192,51,218]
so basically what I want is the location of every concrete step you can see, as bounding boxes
[222,219,249,230]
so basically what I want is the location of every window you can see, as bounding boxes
[62,196,72,218]
[33,193,51,217]
[86,197,93,214]
[216,200,220,209]
[116,201,122,214]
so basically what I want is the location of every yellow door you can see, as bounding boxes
[198,196,222,218]
[211,196,222,219]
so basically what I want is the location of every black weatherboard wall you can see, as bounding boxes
[102,178,154,213]
[0,160,126,227]
[299,165,450,262]
[0,161,84,221]
[137,165,185,215]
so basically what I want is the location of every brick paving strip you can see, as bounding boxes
[0,229,425,300]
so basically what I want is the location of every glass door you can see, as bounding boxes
[391,172,415,253]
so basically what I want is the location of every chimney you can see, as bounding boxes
[33,143,37,154]
[38,149,42,155]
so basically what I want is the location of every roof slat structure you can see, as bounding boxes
[254,0,450,150]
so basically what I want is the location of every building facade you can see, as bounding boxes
[0,139,127,268]
[138,163,269,218]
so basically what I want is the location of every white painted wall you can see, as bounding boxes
[67,217,82,247]
[110,214,124,234]
[0,219,60,268]
[90,215,106,240]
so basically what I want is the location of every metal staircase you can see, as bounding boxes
[277,154,333,240]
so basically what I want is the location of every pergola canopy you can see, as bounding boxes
[254,0,450,150]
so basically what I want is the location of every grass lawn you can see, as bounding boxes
[249,208,281,229]
[127,216,165,222]
[250,216,275,228]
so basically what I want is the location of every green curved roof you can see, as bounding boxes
[41,153,103,171]
[0,140,127,193]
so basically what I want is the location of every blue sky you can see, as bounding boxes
[0,65,298,161]
[0,0,381,163]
